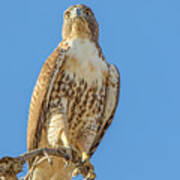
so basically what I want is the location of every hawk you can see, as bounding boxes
[27,4,120,180]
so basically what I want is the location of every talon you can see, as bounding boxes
[64,146,73,167]
[66,147,73,160]
[64,160,71,168]
[72,167,80,177]
[84,171,96,180]
[43,150,52,165]
[82,161,96,180]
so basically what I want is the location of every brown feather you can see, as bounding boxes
[26,4,120,180]
[27,45,66,167]
[89,65,120,156]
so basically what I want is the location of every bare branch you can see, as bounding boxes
[0,147,95,180]
[0,147,71,179]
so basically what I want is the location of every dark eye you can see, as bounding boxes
[85,9,91,16]
[65,11,70,18]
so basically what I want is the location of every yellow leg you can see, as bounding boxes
[82,152,89,163]
[72,160,96,180]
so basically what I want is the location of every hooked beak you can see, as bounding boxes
[76,8,81,16]
[71,7,82,18]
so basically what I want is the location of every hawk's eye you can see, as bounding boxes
[85,9,91,16]
[65,11,70,18]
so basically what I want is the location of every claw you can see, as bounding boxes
[66,147,73,160]
[72,167,80,177]
[43,150,52,165]
[83,161,96,180]
[84,170,96,180]
[74,159,96,180]
[63,146,73,168]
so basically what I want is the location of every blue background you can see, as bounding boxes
[0,0,180,179]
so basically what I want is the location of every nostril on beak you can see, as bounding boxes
[76,8,81,16]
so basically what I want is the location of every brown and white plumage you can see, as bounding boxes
[27,4,120,180]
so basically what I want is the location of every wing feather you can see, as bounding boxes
[27,46,67,156]
[89,64,120,156]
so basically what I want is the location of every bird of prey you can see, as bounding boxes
[27,4,120,180]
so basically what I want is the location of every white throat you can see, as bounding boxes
[65,38,108,85]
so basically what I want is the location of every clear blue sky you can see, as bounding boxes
[0,0,180,179]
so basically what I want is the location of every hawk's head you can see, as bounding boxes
[62,4,99,41]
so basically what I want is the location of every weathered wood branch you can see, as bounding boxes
[0,147,95,180]
[0,147,72,179]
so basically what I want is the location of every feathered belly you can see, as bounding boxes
[47,68,107,152]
